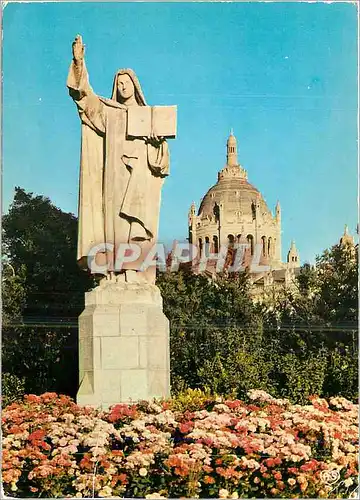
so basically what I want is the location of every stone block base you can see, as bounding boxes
[77,280,170,408]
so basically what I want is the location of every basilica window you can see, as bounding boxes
[228,234,235,248]
[261,236,267,256]
[205,236,210,257]
[247,234,254,255]
[198,238,203,258]
[213,235,219,254]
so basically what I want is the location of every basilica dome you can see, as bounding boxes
[187,130,300,284]
[198,132,273,224]
[188,131,283,268]
[198,176,272,221]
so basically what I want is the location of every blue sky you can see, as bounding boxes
[2,1,358,264]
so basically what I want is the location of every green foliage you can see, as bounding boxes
[2,187,95,319]
[2,263,27,326]
[1,373,26,407]
[273,351,328,404]
[158,239,358,403]
[167,388,216,412]
[2,187,95,397]
[315,242,358,324]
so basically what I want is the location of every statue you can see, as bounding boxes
[67,35,174,284]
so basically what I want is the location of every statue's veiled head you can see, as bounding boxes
[111,69,147,106]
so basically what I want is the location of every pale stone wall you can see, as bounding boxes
[77,280,170,409]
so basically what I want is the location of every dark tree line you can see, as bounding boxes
[2,187,358,405]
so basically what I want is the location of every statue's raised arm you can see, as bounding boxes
[67,35,106,134]
[71,35,85,87]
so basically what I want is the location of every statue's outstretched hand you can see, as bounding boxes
[72,35,85,62]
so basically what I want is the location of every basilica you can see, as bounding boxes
[187,131,300,294]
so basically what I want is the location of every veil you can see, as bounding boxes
[110,68,147,106]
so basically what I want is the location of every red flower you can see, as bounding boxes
[226,400,242,410]
[300,460,318,472]
[265,458,276,467]
[204,475,215,484]
[8,425,23,434]
[179,422,193,434]
[119,473,127,483]
[28,430,46,441]
[288,467,298,474]
[41,392,58,403]
[25,394,42,403]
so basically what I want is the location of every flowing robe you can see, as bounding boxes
[67,61,169,277]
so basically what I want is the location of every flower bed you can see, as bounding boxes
[2,390,358,498]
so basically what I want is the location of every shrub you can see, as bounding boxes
[1,373,26,407]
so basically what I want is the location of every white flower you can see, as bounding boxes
[99,486,113,497]
[139,467,148,477]
[344,478,353,488]
[231,492,239,499]
[219,488,229,498]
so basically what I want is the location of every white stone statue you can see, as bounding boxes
[67,35,172,284]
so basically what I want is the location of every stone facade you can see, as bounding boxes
[188,132,300,288]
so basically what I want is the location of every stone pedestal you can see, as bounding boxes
[77,280,170,408]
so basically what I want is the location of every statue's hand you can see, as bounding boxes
[72,34,85,62]
[144,131,165,147]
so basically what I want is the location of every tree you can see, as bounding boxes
[2,187,95,321]
[2,187,95,398]
[157,269,266,396]
[158,239,358,403]
[256,241,358,402]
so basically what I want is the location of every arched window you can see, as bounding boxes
[205,236,210,257]
[268,237,272,257]
[261,236,267,256]
[213,235,219,254]
[247,234,254,255]
[237,234,241,244]
[198,238,203,258]
[228,234,235,248]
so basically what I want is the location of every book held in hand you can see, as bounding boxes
[127,105,177,139]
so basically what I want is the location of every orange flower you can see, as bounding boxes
[179,422,193,433]
[25,395,42,403]
[28,430,46,441]
[111,450,123,456]
[203,475,215,484]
